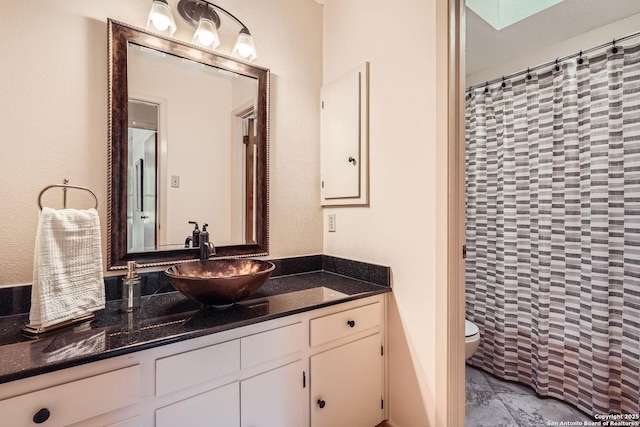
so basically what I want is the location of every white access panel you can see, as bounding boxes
[321,62,369,206]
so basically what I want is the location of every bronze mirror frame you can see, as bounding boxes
[107,19,269,270]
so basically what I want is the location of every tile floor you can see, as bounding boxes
[466,365,593,427]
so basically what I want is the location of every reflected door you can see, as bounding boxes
[128,100,159,252]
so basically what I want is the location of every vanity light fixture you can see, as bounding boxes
[193,13,220,49]
[232,28,257,61]
[146,0,177,36]
[146,0,257,61]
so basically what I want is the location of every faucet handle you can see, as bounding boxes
[202,223,208,231]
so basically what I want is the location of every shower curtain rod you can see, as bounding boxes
[467,29,640,92]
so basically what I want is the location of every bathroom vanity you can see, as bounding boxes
[0,268,389,427]
[0,16,395,427]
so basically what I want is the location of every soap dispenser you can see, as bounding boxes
[199,223,210,261]
[120,261,141,312]
[188,221,200,248]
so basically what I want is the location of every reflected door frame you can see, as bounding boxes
[129,92,169,248]
[233,103,256,245]
[244,116,255,244]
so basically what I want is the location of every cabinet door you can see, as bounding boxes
[311,333,382,427]
[156,382,239,427]
[321,62,369,206]
[241,360,306,427]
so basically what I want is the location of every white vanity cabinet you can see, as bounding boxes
[0,364,141,427]
[241,359,306,427]
[0,294,387,427]
[311,334,383,427]
[153,324,307,427]
[154,339,241,426]
[309,303,384,427]
[239,322,306,427]
[105,416,142,427]
[156,381,240,427]
[155,339,240,397]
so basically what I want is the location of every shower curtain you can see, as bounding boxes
[465,42,640,417]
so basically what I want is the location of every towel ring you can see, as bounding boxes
[38,183,99,210]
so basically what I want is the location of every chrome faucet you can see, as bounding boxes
[199,223,216,261]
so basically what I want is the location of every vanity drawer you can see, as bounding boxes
[241,322,303,368]
[310,303,380,347]
[156,339,240,396]
[0,365,140,427]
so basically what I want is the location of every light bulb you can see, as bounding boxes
[198,30,214,46]
[146,0,176,36]
[232,29,257,61]
[236,43,252,58]
[193,18,220,49]
[151,13,170,31]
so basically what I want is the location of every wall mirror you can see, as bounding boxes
[108,20,269,270]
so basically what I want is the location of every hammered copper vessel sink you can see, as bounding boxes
[165,259,276,306]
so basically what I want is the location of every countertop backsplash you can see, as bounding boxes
[0,255,390,318]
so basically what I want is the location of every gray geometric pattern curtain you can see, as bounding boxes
[465,42,640,417]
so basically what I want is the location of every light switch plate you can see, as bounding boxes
[171,175,180,188]
[328,214,336,232]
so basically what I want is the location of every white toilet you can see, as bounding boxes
[465,319,480,360]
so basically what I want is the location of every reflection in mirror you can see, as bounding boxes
[126,46,257,252]
[108,20,269,269]
[128,100,157,251]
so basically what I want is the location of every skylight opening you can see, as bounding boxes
[467,0,564,31]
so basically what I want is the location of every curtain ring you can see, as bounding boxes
[484,82,489,94]
[501,76,506,88]
[554,58,560,72]
[578,51,584,65]
[612,39,618,54]
[526,68,532,80]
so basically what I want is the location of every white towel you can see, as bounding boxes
[29,207,106,328]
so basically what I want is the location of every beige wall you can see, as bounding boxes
[322,0,450,425]
[0,0,323,286]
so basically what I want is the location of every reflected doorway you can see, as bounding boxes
[128,100,159,252]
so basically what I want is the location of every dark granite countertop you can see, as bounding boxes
[0,269,390,385]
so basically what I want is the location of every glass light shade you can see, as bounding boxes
[193,18,220,49]
[146,0,177,35]
[232,30,257,61]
